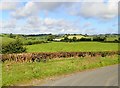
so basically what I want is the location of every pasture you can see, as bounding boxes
[0,37,15,45]
[26,42,118,52]
[0,36,48,46]
[68,35,85,39]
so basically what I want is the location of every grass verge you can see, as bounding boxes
[0,62,2,87]
[2,55,119,86]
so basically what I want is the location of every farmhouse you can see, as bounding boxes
[53,38,61,41]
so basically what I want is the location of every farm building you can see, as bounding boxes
[53,39,61,41]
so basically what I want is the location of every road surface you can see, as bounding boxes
[41,65,119,86]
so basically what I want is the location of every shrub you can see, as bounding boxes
[27,41,32,45]
[73,37,77,42]
[26,41,48,45]
[2,39,26,54]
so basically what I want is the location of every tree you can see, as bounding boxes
[47,35,55,41]
[64,37,69,42]
[9,33,15,38]
[2,39,26,54]
[73,37,77,42]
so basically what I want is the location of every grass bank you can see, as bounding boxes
[2,56,118,86]
[2,55,119,86]
[26,42,118,52]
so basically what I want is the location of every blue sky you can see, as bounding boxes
[0,0,118,34]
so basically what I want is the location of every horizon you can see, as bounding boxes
[0,33,119,35]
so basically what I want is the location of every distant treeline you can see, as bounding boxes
[59,37,120,43]
[26,41,48,45]
[1,33,120,43]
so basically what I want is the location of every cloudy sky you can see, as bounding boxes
[0,0,119,34]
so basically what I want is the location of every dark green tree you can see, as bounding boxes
[73,37,77,42]
[47,35,55,41]
[64,37,69,42]
[9,33,15,38]
[2,39,26,54]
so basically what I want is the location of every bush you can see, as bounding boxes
[93,37,105,41]
[26,41,48,45]
[2,39,26,54]
[27,41,32,45]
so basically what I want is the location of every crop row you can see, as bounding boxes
[0,51,119,62]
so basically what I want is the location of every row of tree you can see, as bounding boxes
[61,37,119,42]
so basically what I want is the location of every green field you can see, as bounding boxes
[1,34,119,86]
[68,35,93,39]
[26,42,118,52]
[0,37,15,45]
[105,37,118,41]
[0,36,48,46]
[68,35,85,39]
[2,55,119,86]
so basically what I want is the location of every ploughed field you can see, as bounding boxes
[26,42,118,52]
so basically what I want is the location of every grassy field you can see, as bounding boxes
[0,63,2,87]
[26,42,118,52]
[68,35,85,39]
[68,35,93,39]
[0,37,15,45]
[0,36,48,46]
[105,37,118,41]
[2,55,119,86]
[1,34,119,86]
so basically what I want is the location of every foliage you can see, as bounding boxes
[93,37,105,41]
[1,51,119,63]
[47,35,56,41]
[25,41,48,45]
[2,39,26,54]
[73,37,77,42]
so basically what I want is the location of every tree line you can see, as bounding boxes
[60,36,119,42]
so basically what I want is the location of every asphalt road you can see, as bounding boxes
[41,65,119,86]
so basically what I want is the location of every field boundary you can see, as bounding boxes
[1,51,119,62]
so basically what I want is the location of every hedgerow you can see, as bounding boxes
[1,51,119,63]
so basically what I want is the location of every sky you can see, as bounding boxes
[0,0,119,34]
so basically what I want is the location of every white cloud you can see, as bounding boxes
[77,0,118,19]
[0,2,19,10]
[1,0,118,34]
[1,16,81,34]
[0,19,18,33]
[0,19,17,28]
[11,1,38,18]
[7,0,119,20]
[11,2,65,18]
[82,22,91,28]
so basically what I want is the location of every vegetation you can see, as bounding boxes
[0,37,15,45]
[61,35,119,42]
[0,34,49,46]
[1,33,119,46]
[2,51,118,63]
[1,39,26,54]
[68,35,85,39]
[26,42,118,52]
[2,55,119,86]
[1,33,120,86]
